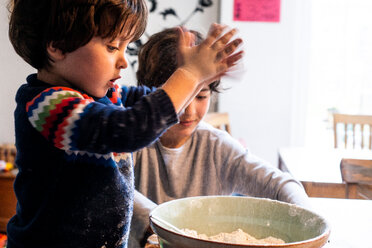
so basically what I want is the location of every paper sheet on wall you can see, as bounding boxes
[234,0,280,22]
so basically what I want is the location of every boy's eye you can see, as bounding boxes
[196,95,208,100]
[107,45,119,52]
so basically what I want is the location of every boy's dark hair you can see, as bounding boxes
[8,0,147,70]
[136,27,220,93]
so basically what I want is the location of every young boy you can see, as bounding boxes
[7,1,243,247]
[129,28,311,247]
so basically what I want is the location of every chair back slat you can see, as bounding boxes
[333,113,372,150]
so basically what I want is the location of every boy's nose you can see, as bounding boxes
[117,52,128,69]
[184,100,196,114]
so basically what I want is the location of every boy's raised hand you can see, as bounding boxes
[178,23,244,84]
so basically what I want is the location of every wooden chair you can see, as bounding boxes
[340,158,372,199]
[333,113,372,149]
[204,112,231,134]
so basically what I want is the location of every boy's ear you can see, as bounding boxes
[46,42,65,61]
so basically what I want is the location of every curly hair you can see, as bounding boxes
[136,27,220,93]
[8,0,147,70]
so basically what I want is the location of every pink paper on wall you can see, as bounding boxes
[234,0,281,22]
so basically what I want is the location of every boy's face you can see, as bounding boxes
[50,36,130,98]
[160,86,211,148]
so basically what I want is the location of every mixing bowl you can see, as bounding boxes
[149,196,330,248]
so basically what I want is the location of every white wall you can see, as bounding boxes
[0,1,34,144]
[219,0,311,165]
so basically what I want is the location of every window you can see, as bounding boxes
[304,0,372,148]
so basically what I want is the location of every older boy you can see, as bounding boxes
[129,28,310,247]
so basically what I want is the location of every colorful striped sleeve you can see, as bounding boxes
[26,86,178,154]
[26,87,95,151]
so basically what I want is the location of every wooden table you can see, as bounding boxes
[146,197,372,248]
[278,147,372,198]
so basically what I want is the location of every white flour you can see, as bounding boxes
[182,228,285,245]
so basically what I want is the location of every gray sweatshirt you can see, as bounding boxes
[128,122,310,247]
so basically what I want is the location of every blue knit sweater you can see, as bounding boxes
[7,74,178,248]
